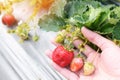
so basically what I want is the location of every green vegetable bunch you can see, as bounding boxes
[39,0,120,50]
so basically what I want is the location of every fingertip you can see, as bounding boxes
[81,26,86,30]
[81,27,89,34]
[81,26,115,50]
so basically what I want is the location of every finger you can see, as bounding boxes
[81,27,115,50]
[52,62,79,80]
[86,52,100,65]
[73,39,97,57]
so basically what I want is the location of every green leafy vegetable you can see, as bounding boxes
[38,0,120,48]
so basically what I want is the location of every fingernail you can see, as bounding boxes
[81,26,87,30]
[81,27,87,33]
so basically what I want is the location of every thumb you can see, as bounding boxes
[81,27,115,50]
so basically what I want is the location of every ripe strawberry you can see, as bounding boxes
[2,14,17,27]
[83,62,95,76]
[70,57,84,72]
[52,46,74,67]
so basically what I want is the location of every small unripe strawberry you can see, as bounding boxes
[83,62,95,76]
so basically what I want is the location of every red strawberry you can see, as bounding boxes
[52,46,74,67]
[70,57,84,72]
[2,14,17,27]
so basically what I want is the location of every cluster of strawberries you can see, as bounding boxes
[52,26,95,76]
[52,46,95,76]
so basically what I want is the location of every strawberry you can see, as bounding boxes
[83,62,95,76]
[2,14,17,27]
[70,57,84,72]
[52,46,74,67]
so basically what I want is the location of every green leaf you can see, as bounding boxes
[99,23,114,34]
[38,14,66,32]
[85,6,102,27]
[64,1,87,18]
[92,5,114,28]
[64,0,102,18]
[111,7,120,19]
[67,6,102,29]
[112,22,120,40]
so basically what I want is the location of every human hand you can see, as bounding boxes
[46,27,120,80]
